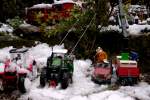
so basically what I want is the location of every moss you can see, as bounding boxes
[0,32,5,36]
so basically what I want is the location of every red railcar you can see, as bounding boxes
[115,59,140,85]
[26,1,76,25]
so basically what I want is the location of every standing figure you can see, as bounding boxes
[95,47,108,63]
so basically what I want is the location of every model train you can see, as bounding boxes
[25,1,81,25]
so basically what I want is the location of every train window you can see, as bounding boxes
[54,4,63,11]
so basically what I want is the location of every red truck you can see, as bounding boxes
[91,62,112,84]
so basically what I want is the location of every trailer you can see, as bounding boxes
[115,53,140,85]
[115,60,140,85]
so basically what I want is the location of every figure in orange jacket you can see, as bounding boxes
[95,47,107,63]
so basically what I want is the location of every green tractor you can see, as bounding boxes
[40,49,74,89]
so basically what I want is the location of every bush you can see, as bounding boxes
[7,16,23,29]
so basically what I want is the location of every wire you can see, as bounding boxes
[70,14,96,54]
[59,19,79,45]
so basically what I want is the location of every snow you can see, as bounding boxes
[100,24,150,36]
[109,16,115,21]
[31,4,52,9]
[89,91,134,100]
[134,16,139,19]
[128,24,150,35]
[5,62,19,72]
[129,5,147,14]
[147,18,150,22]
[0,47,12,62]
[119,82,150,100]
[28,43,65,69]
[24,78,32,92]
[53,49,68,54]
[0,23,13,33]
[29,0,83,10]
[54,0,75,4]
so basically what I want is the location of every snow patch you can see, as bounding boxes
[0,47,12,62]
[24,78,32,92]
[54,0,75,4]
[100,24,150,36]
[30,4,52,9]
[0,23,13,33]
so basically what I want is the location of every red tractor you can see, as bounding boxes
[91,61,112,84]
[0,48,37,93]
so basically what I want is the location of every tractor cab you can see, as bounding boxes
[8,48,35,73]
[47,49,67,69]
[51,56,62,67]
[40,49,74,89]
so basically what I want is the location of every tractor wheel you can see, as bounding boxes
[119,78,128,86]
[91,76,98,84]
[18,77,26,93]
[133,77,138,84]
[40,70,46,87]
[61,73,70,89]
[128,77,134,86]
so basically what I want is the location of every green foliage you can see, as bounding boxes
[0,32,5,36]
[8,16,23,29]
[48,6,95,36]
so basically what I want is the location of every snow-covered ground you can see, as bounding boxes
[18,59,150,100]
[0,43,150,100]
[100,24,150,36]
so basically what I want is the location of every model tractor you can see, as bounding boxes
[0,48,37,93]
[40,49,74,89]
[91,61,112,84]
[115,52,140,85]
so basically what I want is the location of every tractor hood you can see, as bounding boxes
[18,68,29,74]
[94,67,111,76]
[0,63,5,74]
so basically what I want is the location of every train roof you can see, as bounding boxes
[28,0,76,9]
[54,0,75,5]
[53,49,68,54]
[9,48,28,53]
[119,60,137,64]
[29,4,53,9]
